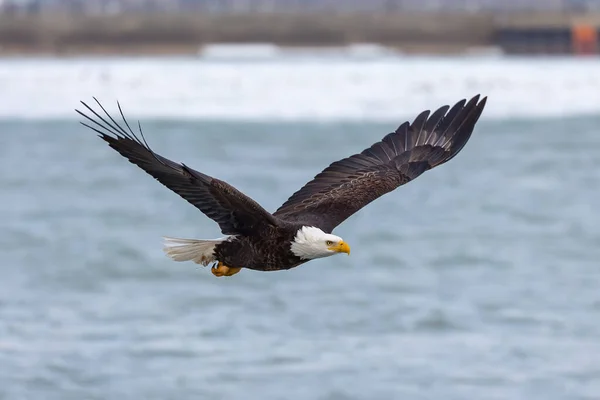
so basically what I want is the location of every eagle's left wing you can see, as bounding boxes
[273,95,487,233]
[76,99,280,236]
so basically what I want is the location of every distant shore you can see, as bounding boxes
[0,12,599,56]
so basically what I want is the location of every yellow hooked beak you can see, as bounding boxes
[329,241,351,255]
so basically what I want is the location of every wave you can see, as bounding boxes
[1,53,599,121]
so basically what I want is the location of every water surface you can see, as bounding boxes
[1,55,600,400]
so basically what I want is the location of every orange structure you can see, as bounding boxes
[572,24,598,55]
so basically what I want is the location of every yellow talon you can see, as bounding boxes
[224,267,242,276]
[211,262,242,277]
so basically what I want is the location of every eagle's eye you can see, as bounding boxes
[325,240,334,246]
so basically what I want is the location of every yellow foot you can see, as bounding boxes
[211,262,242,277]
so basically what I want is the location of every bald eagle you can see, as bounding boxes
[77,95,487,277]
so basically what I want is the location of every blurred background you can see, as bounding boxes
[1,1,600,400]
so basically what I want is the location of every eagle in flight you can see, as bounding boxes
[77,95,487,277]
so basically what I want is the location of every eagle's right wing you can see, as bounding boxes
[77,99,279,236]
[273,95,487,233]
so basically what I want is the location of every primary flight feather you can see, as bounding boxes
[76,95,487,277]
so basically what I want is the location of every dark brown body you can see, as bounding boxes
[213,222,308,271]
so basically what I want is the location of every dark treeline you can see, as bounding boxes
[0,12,597,55]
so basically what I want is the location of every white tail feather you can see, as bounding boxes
[162,237,225,266]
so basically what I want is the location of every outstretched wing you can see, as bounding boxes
[76,99,279,236]
[273,95,487,233]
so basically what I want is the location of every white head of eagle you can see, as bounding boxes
[290,226,351,260]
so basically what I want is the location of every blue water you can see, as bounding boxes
[1,58,600,399]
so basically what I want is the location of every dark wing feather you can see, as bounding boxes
[76,99,279,235]
[273,95,487,232]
